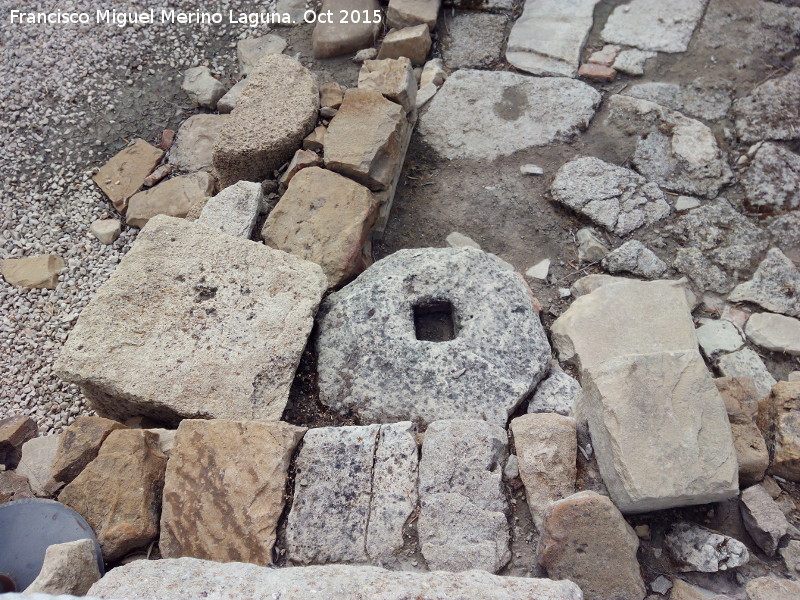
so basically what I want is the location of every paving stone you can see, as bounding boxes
[745,313,800,356]
[169,114,230,173]
[16,434,62,496]
[24,539,100,596]
[88,219,121,245]
[602,0,709,53]
[510,414,576,529]
[717,348,777,399]
[377,24,431,65]
[92,139,164,212]
[0,415,37,468]
[160,420,305,564]
[745,576,800,599]
[539,491,646,600]
[198,180,262,239]
[729,248,800,317]
[527,364,581,416]
[742,142,800,211]
[442,11,507,70]
[312,0,381,59]
[740,484,790,556]
[357,58,417,112]
[418,419,510,573]
[217,78,247,113]
[418,70,600,161]
[262,167,380,288]
[602,240,667,279]
[59,429,167,562]
[733,65,800,143]
[55,216,326,425]
[765,212,800,263]
[758,382,800,481]
[237,34,287,75]
[181,66,226,109]
[696,320,745,359]
[213,54,318,188]
[316,248,550,425]
[613,49,656,76]
[126,172,215,228]
[1,254,65,290]
[623,78,734,121]
[0,470,34,503]
[665,522,749,572]
[51,417,126,485]
[387,0,440,29]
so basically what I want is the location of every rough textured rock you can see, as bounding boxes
[279,149,324,189]
[670,578,731,599]
[89,219,121,245]
[716,348,777,399]
[742,142,800,211]
[733,66,800,143]
[623,78,734,121]
[316,248,550,426]
[442,11,507,70]
[387,0,440,29]
[92,139,164,212]
[511,414,576,529]
[745,576,800,600]
[607,95,732,198]
[780,540,800,579]
[527,365,581,416]
[418,70,600,161]
[418,420,510,573]
[550,156,670,236]
[87,559,584,600]
[377,24,431,65]
[160,420,305,564]
[602,240,667,278]
[24,539,100,596]
[198,181,262,239]
[312,0,381,59]
[126,172,215,228]
[602,0,708,53]
[55,216,326,425]
[0,470,34,502]
[758,382,800,481]
[213,54,318,188]
[765,213,800,263]
[729,248,800,317]
[181,66,226,109]
[746,313,800,356]
[16,434,62,496]
[576,228,609,263]
[539,491,645,600]
[217,78,246,113]
[506,0,601,77]
[358,58,416,112]
[740,484,790,556]
[0,415,37,468]
[51,417,126,485]
[420,58,447,88]
[613,49,656,76]
[717,376,769,486]
[665,522,749,572]
[1,255,65,290]
[696,320,745,359]
[237,34,287,75]
[262,167,379,288]
[59,429,167,562]
[169,114,230,173]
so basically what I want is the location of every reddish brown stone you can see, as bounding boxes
[160,129,176,150]
[578,63,617,82]
[51,416,127,484]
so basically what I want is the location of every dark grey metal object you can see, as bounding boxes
[0,498,103,592]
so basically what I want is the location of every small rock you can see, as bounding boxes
[745,576,800,600]
[613,49,656,76]
[716,348,777,399]
[528,364,581,416]
[740,484,790,556]
[578,63,617,82]
[716,377,768,486]
[377,24,432,65]
[169,114,230,173]
[650,576,672,595]
[320,106,338,119]
[503,454,519,480]
[142,163,172,187]
[387,0,440,29]
[181,66,226,110]
[696,320,746,359]
[217,78,247,113]
[588,45,621,67]
[526,259,550,281]
[765,212,800,263]
[420,58,447,88]
[92,139,164,212]
[729,248,800,318]
[520,164,544,176]
[23,539,100,596]
[602,240,667,279]
[758,382,800,481]
[675,195,701,211]
[279,149,324,189]
[320,81,345,109]
[15,434,62,496]
[0,470,34,503]
[237,34,287,76]
[779,540,800,579]
[313,0,381,59]
[126,172,215,228]
[303,125,327,152]
[415,82,437,108]
[742,142,800,211]
[89,219,121,245]
[198,181,263,239]
[445,231,481,250]
[0,415,38,468]
[358,57,417,112]
[576,228,610,263]
[665,522,749,572]
[51,416,127,485]
[353,47,378,63]
[441,11,507,70]
[160,129,175,151]
[745,313,800,356]
[0,254,65,290]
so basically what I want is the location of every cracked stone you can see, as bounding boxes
[729,248,800,317]
[602,240,667,279]
[665,522,749,572]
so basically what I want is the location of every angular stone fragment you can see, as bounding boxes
[0,470,34,502]
[213,54,318,188]
[217,78,246,113]
[169,114,230,173]
[182,66,226,109]
[317,248,550,425]
[279,150,323,190]
[746,313,800,356]
[387,0,440,29]
[528,365,581,416]
[16,434,61,496]
[237,34,287,76]
[24,539,100,596]
[89,219,121,245]
[613,49,656,76]
[92,139,164,212]
[602,240,667,278]
[126,172,214,228]
[742,142,800,211]
[0,254,65,290]
[665,522,749,572]
[88,559,584,600]
[319,82,344,109]
[302,125,326,152]
[588,45,620,67]
[506,0,600,77]
[670,578,730,599]
[442,11,507,70]
[733,66,800,143]
[378,24,431,65]
[445,231,481,250]
[51,416,126,484]
[312,0,380,58]
[766,212,800,263]
[55,216,326,424]
[758,382,800,481]
[511,414,576,529]
[717,348,777,399]
[696,320,745,359]
[746,577,800,600]
[740,484,790,556]
[160,420,305,564]
[358,58,417,112]
[198,180,262,238]
[623,78,733,122]
[420,58,447,88]
[0,415,37,468]
[578,63,616,82]
[602,0,708,53]
[717,377,769,486]
[539,491,645,600]
[576,228,609,263]
[418,420,510,573]
[59,429,167,562]
[142,163,172,188]
[729,248,800,318]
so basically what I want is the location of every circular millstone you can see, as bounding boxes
[316,248,551,425]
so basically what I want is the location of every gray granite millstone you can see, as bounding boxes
[316,248,550,426]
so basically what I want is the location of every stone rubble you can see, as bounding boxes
[312,0,381,59]
[198,180,262,239]
[696,319,746,359]
[357,58,417,112]
[745,312,800,356]
[741,142,800,211]
[419,58,447,88]
[1,254,65,290]
[665,522,749,572]
[168,114,230,173]
[623,78,733,122]
[0,470,33,502]
[91,139,164,212]
[0,415,38,468]
[15,434,62,496]
[88,219,121,245]
[602,0,709,53]
[613,49,656,76]
[576,228,610,263]
[181,66,226,110]
[387,0,440,29]
[746,577,800,600]
[217,78,247,113]
[729,248,800,317]
[51,416,126,485]
[442,12,507,70]
[527,363,581,416]
[236,34,288,76]
[716,348,778,399]
[125,172,215,228]
[445,231,481,250]
[740,484,790,556]
[377,24,432,66]
[602,240,668,279]
[23,539,100,596]
[716,376,769,486]
[757,382,800,481]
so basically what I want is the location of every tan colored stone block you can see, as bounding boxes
[0,255,65,290]
[92,139,164,212]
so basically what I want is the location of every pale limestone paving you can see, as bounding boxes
[602,0,709,53]
[169,114,230,173]
[312,0,381,59]
[613,49,656,76]
[198,181,262,239]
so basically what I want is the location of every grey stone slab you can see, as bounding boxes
[602,0,709,53]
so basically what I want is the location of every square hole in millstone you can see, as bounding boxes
[413,300,458,342]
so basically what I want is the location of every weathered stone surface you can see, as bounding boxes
[16,434,61,496]
[302,124,326,152]
[169,114,230,173]
[317,248,550,425]
[0,470,34,502]
[55,216,326,425]
[718,378,769,486]
[442,11,507,70]
[511,414,576,529]
[88,559,584,599]
[780,540,800,580]
[217,78,246,113]
[758,382,800,481]
[160,420,305,564]
[445,231,481,250]
[213,54,318,188]
[198,180,262,239]
[0,415,37,468]
[507,0,600,77]
[740,484,790,556]
[181,66,226,109]
[88,219,121,245]
[420,58,447,88]
[387,0,440,29]
[766,212,800,263]
[262,167,380,288]
[729,248,800,317]
[92,139,164,212]
[696,320,745,359]
[377,24,431,65]
[418,420,510,573]
[528,365,581,416]
[743,142,800,211]
[602,0,708,53]
[1,255,65,290]
[746,313,800,356]
[665,522,749,572]
[319,81,344,109]
[418,70,600,161]
[59,429,167,561]
[24,539,100,596]
[717,348,777,399]
[126,172,214,228]
[358,58,416,112]
[607,95,732,198]
[623,78,734,121]
[576,228,609,263]
[733,66,800,143]
[279,149,324,189]
[51,417,126,485]
[746,576,800,600]
[312,0,380,59]
[539,491,645,600]
[670,578,731,599]
[602,241,667,278]
[237,34,287,75]
[613,49,656,76]
[551,156,669,236]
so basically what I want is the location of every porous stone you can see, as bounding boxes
[312,0,381,59]
[377,24,432,65]
[357,57,417,112]
[16,434,62,496]
[217,78,247,113]
[51,417,127,485]
[419,70,600,161]
[696,319,745,359]
[717,348,778,399]
[416,83,436,108]
[125,172,214,228]
[602,0,709,53]
[766,212,800,263]
[602,240,667,279]
[24,539,100,596]
[0,470,34,502]
[1,255,65,290]
[55,216,326,425]
[169,114,230,173]
[181,66,226,109]
[510,414,576,529]
[0,415,37,468]
[758,382,800,481]
[237,34,287,75]
[742,143,800,211]
[418,419,510,573]
[316,248,550,425]
[729,248,800,318]
[262,167,380,288]
[576,228,609,263]
[538,491,645,600]
[740,484,790,556]
[387,0,440,29]
[213,54,318,188]
[733,66,800,143]
[442,11,507,70]
[665,522,749,572]
[92,139,164,212]
[551,156,670,236]
[445,231,481,250]
[88,219,121,245]
[613,49,656,76]
[198,180,262,238]
[160,420,305,564]
[745,313,800,356]
[59,429,167,562]
[675,195,701,211]
[527,365,581,416]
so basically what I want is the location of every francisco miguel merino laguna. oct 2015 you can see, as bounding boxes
[8,9,297,27]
